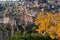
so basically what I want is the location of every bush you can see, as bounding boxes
[8,33,56,40]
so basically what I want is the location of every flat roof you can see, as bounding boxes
[48,0,60,1]
[0,0,19,1]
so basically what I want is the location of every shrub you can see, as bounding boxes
[35,11,60,39]
[8,33,55,40]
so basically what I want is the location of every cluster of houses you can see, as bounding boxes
[0,0,60,39]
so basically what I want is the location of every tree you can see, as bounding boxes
[35,11,60,40]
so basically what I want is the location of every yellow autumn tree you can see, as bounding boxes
[35,11,60,39]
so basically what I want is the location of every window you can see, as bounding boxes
[38,0,47,3]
